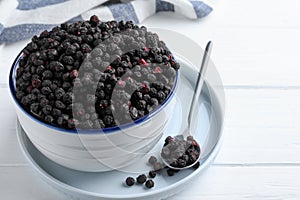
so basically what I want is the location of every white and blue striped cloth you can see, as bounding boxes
[0,0,212,44]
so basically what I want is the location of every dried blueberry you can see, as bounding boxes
[62,56,74,65]
[145,180,154,189]
[42,70,53,79]
[41,87,52,95]
[103,115,114,126]
[136,174,147,184]
[129,106,138,120]
[55,88,65,99]
[44,115,54,123]
[48,49,58,60]
[125,177,135,186]
[148,156,157,165]
[192,162,200,169]
[55,100,66,109]
[42,105,52,115]
[167,169,175,176]
[149,170,156,178]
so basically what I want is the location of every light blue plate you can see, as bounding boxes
[16,35,225,200]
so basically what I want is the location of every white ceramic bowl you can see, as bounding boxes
[31,131,163,172]
[20,107,169,149]
[28,124,165,160]
[28,120,166,150]
[9,52,178,172]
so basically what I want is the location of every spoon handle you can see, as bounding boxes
[187,41,213,130]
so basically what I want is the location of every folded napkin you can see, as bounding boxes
[0,0,212,44]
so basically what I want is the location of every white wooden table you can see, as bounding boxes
[1,0,300,199]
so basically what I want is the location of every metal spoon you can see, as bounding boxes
[161,41,213,170]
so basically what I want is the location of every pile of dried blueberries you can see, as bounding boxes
[161,135,201,168]
[15,15,180,130]
[124,136,200,189]
[125,174,154,189]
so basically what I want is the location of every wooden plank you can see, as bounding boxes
[210,28,300,87]
[2,16,300,87]
[213,0,300,28]
[0,88,27,164]
[1,87,300,165]
[173,166,300,200]
[215,89,300,164]
[142,16,300,87]
[0,0,18,25]
[0,166,65,200]
[0,165,299,199]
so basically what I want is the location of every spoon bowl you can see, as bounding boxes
[161,133,201,170]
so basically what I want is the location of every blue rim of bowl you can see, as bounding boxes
[9,51,179,134]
